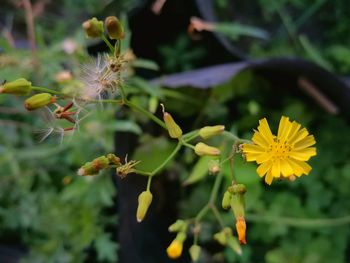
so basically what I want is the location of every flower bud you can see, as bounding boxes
[0,78,32,95]
[189,244,201,262]
[208,159,220,175]
[168,219,186,232]
[235,217,247,245]
[227,235,242,255]
[163,112,182,139]
[82,17,104,38]
[222,190,232,210]
[167,232,186,259]
[199,125,225,139]
[105,16,124,40]
[107,153,121,165]
[24,93,55,111]
[77,156,110,176]
[194,142,220,156]
[230,184,246,219]
[136,190,153,222]
[213,227,231,245]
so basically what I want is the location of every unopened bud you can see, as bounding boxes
[230,184,246,219]
[213,227,231,245]
[136,190,153,222]
[167,232,186,259]
[77,156,110,176]
[162,104,182,139]
[189,244,201,262]
[82,17,104,38]
[194,142,220,156]
[199,125,225,139]
[227,235,242,255]
[168,219,186,232]
[0,78,32,95]
[208,159,220,175]
[105,16,124,40]
[24,93,55,111]
[107,153,121,165]
[222,190,232,210]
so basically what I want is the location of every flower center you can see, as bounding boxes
[268,139,292,159]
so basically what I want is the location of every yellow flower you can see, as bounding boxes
[166,239,183,259]
[242,116,316,185]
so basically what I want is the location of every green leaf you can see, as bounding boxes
[183,156,214,185]
[94,233,118,263]
[132,58,159,71]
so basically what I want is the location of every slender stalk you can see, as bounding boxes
[181,140,195,150]
[209,172,223,204]
[125,100,167,130]
[150,141,182,176]
[195,205,210,223]
[246,214,350,228]
[146,175,152,191]
[223,131,250,143]
[32,86,64,95]
[210,205,225,229]
[101,35,115,53]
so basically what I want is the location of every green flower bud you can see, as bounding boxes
[105,16,124,40]
[230,185,246,219]
[213,227,231,245]
[168,219,187,232]
[136,190,153,222]
[82,17,104,38]
[222,190,232,210]
[24,93,54,111]
[107,153,121,165]
[189,244,201,262]
[0,78,32,95]
[227,236,242,255]
[199,125,225,139]
[194,142,220,156]
[163,112,182,139]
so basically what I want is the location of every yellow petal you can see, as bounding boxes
[242,144,265,154]
[280,158,294,177]
[289,128,309,145]
[294,135,316,150]
[257,161,273,177]
[245,152,261,162]
[285,158,305,176]
[252,131,269,148]
[292,159,312,175]
[286,121,301,142]
[271,159,281,178]
[265,171,273,185]
[277,116,291,141]
[289,147,316,161]
[257,118,274,143]
[256,152,272,164]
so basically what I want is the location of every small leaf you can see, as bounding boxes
[183,156,214,185]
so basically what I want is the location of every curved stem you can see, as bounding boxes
[223,131,250,143]
[146,175,152,191]
[210,204,225,229]
[32,86,64,95]
[150,141,182,176]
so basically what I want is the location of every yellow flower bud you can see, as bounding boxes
[82,17,104,38]
[168,219,186,232]
[0,78,32,95]
[189,244,201,262]
[161,104,182,139]
[136,190,153,222]
[167,232,186,259]
[24,93,55,111]
[194,142,220,156]
[105,16,124,40]
[222,190,232,210]
[199,125,225,139]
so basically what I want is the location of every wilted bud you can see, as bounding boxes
[168,219,187,232]
[194,142,220,156]
[24,93,55,111]
[136,190,153,222]
[235,217,247,245]
[199,125,225,139]
[77,156,110,176]
[167,232,186,259]
[82,17,104,38]
[0,78,32,95]
[162,105,182,139]
[222,190,232,210]
[189,244,201,262]
[107,153,121,165]
[105,16,124,40]
[208,159,220,175]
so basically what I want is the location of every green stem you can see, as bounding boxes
[150,141,182,176]
[146,175,152,191]
[125,99,167,130]
[246,214,350,228]
[210,205,225,229]
[181,140,195,150]
[223,131,250,143]
[101,35,115,53]
[32,86,64,95]
[209,172,223,204]
[195,205,210,223]
[92,99,123,104]
[183,130,199,142]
